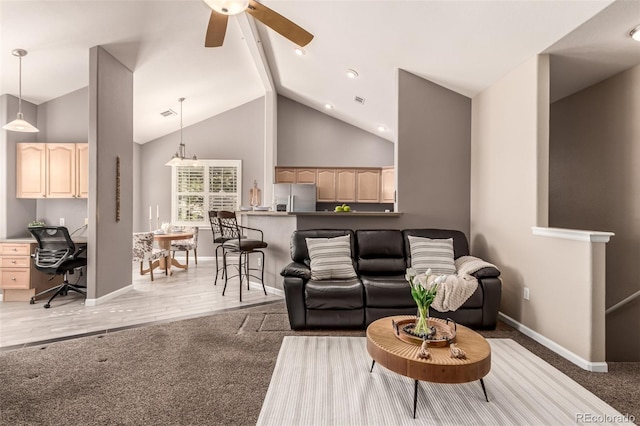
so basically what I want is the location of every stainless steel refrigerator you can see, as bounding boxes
[273,183,317,212]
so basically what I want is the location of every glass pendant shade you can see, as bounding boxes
[3,112,39,132]
[204,0,249,15]
[165,98,197,166]
[3,49,39,133]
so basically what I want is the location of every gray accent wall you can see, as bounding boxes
[88,46,133,299]
[396,70,471,236]
[277,95,393,167]
[550,64,640,362]
[139,97,265,256]
[0,94,39,239]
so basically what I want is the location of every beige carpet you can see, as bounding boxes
[258,337,632,426]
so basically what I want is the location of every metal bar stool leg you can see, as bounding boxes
[239,252,244,302]
[222,250,229,296]
[259,250,267,295]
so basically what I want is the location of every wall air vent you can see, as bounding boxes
[160,109,177,117]
[354,96,365,104]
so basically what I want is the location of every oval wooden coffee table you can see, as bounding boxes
[366,315,491,418]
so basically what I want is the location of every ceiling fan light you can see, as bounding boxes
[204,0,249,15]
[630,25,640,41]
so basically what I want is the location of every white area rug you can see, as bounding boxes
[258,337,629,425]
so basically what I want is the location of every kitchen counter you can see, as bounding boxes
[237,211,402,217]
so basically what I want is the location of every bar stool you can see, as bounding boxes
[216,210,268,301]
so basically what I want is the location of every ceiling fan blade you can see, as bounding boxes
[205,11,229,47]
[247,0,313,47]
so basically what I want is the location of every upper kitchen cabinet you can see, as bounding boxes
[46,144,76,198]
[336,169,356,202]
[381,166,395,203]
[316,169,336,202]
[356,169,381,203]
[275,167,295,184]
[16,144,46,198]
[295,168,316,184]
[16,143,88,199]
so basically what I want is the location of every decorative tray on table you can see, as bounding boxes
[391,317,457,347]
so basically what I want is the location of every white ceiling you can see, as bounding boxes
[2,0,637,145]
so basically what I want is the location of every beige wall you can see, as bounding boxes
[87,46,134,300]
[471,55,608,369]
[397,70,471,235]
[550,64,640,362]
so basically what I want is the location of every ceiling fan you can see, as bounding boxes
[203,0,313,48]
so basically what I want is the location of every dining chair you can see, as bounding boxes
[217,210,268,301]
[170,226,199,266]
[132,232,169,281]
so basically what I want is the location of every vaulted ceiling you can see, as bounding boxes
[2,0,638,144]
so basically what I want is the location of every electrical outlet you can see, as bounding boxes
[523,287,530,301]
[84,218,88,226]
[257,257,262,267]
[59,218,65,226]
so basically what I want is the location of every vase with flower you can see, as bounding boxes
[405,267,445,337]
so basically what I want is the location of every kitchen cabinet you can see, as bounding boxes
[16,143,88,198]
[16,143,46,198]
[46,143,76,198]
[356,169,381,202]
[381,166,395,203]
[336,169,356,202]
[275,167,295,183]
[316,169,336,202]
[76,143,89,198]
[0,241,61,302]
[295,168,316,184]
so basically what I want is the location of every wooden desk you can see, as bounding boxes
[153,232,193,276]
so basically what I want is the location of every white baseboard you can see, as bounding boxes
[498,312,608,373]
[249,280,284,297]
[85,284,133,306]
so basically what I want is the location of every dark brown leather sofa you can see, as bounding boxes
[281,229,502,330]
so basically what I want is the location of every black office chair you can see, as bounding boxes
[29,226,87,308]
[217,211,268,301]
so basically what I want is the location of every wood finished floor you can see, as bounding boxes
[0,257,282,349]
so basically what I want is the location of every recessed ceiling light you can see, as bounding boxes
[377,125,387,132]
[346,69,359,79]
[324,103,333,110]
[630,25,640,41]
[294,47,306,56]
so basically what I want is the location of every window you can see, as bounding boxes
[171,160,242,226]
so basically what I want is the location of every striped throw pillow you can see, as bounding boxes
[408,236,456,275]
[306,235,357,280]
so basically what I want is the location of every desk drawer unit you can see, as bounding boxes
[0,268,30,289]
[0,242,58,301]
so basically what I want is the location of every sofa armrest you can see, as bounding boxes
[283,276,307,330]
[281,262,311,280]
[478,277,502,329]
[471,266,501,279]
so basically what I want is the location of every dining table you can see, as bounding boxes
[153,231,194,276]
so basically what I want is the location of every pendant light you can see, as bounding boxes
[165,97,198,166]
[3,49,39,133]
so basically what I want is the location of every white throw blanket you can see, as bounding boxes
[430,256,499,312]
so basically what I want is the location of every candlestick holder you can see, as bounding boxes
[156,218,160,230]
[149,219,154,232]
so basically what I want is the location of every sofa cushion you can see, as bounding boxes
[407,235,456,275]
[361,275,415,308]
[306,235,357,280]
[356,230,406,275]
[305,278,363,309]
[290,230,354,263]
[403,229,470,259]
